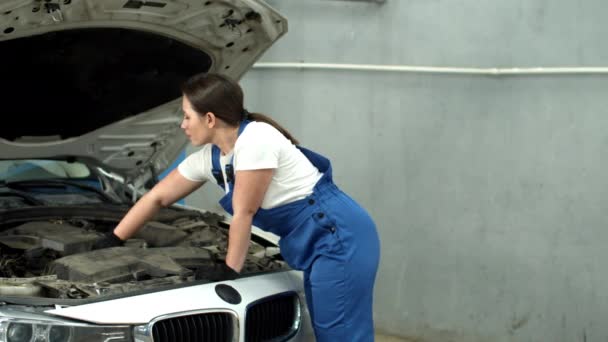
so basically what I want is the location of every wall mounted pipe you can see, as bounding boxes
[252,62,608,76]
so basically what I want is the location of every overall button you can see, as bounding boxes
[317,213,325,218]
[308,199,315,205]
[330,227,336,233]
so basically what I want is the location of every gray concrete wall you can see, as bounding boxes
[186,1,608,340]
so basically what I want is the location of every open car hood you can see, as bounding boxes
[0,0,286,180]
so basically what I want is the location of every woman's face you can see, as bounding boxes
[181,96,211,146]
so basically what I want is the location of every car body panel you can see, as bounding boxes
[46,271,300,324]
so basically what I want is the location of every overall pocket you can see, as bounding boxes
[312,211,344,254]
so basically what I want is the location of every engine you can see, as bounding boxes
[0,208,286,299]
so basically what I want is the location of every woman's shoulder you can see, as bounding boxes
[245,121,278,133]
[239,121,286,144]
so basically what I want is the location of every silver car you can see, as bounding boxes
[0,0,314,341]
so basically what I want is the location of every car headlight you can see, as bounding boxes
[0,319,132,342]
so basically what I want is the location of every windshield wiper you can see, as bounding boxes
[0,186,45,206]
[2,179,120,204]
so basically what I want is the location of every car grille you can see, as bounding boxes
[152,312,235,342]
[245,292,301,342]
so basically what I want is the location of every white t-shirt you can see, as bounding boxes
[178,121,323,209]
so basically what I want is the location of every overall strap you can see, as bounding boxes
[210,120,251,190]
[237,119,251,136]
[211,145,225,189]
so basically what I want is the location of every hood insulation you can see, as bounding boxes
[0,28,211,141]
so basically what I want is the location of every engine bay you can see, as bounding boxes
[0,206,286,300]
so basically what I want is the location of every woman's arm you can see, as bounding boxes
[113,169,205,240]
[226,168,274,272]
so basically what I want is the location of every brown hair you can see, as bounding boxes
[180,73,299,145]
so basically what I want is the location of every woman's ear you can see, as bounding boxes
[206,112,216,128]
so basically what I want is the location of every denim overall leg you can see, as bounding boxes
[217,146,380,342]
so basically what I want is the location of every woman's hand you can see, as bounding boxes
[195,263,240,281]
[92,231,124,249]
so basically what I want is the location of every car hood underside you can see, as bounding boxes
[0,0,287,178]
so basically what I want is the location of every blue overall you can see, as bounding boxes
[212,121,381,341]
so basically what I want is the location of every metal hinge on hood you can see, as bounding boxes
[44,3,63,22]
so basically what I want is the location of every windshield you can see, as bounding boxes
[0,159,122,208]
[0,159,91,182]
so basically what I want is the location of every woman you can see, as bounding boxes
[96,72,381,341]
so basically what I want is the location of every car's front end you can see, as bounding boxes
[0,179,313,341]
[0,0,315,340]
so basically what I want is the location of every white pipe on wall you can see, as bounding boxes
[252,62,608,76]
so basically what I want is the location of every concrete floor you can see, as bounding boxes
[376,334,413,342]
